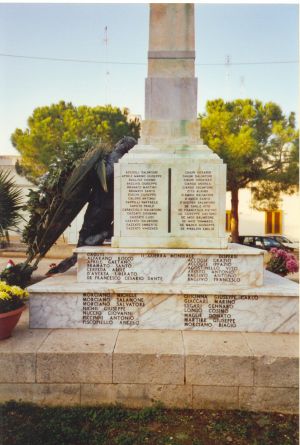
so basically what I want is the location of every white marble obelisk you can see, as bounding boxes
[141,3,199,145]
[112,3,227,249]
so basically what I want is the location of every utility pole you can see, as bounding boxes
[240,75,246,98]
[225,54,231,101]
[103,25,110,104]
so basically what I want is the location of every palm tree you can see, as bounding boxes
[0,169,23,245]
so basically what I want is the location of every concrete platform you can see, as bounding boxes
[0,309,298,413]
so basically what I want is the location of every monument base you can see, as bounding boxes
[111,235,227,249]
[76,244,264,287]
[0,311,298,412]
[28,268,298,333]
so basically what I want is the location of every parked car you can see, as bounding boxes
[265,235,298,252]
[238,235,295,252]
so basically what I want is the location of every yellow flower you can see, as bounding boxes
[0,291,10,300]
[10,286,28,298]
[0,282,28,300]
[0,281,10,292]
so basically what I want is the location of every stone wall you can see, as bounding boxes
[0,311,298,413]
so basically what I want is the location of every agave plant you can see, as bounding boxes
[0,170,23,242]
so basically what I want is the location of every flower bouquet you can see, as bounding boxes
[0,281,28,339]
[266,248,299,277]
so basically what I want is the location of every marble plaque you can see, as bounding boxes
[120,164,168,236]
[29,290,298,333]
[112,156,227,249]
[171,164,221,237]
[76,245,264,288]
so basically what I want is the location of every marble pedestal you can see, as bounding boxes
[76,244,264,287]
[28,244,298,333]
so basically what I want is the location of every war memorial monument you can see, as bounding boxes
[1,4,296,412]
[29,4,298,334]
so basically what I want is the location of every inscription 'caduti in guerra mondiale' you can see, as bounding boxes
[85,253,241,284]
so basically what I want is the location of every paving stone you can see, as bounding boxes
[113,330,184,384]
[243,333,299,387]
[0,319,50,383]
[81,383,118,406]
[192,385,239,410]
[37,329,118,383]
[0,383,34,403]
[183,331,253,386]
[0,383,80,406]
[239,386,299,414]
[33,383,80,405]
[147,384,192,408]
[81,383,192,408]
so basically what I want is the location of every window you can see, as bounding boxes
[225,210,231,232]
[243,237,255,246]
[254,237,263,247]
[261,237,280,248]
[265,211,282,234]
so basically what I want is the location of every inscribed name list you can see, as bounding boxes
[119,163,223,238]
[83,252,254,285]
[172,165,219,236]
[120,165,168,236]
[81,292,263,330]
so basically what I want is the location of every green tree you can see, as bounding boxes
[200,99,298,242]
[11,101,140,181]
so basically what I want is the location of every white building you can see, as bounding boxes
[226,188,299,241]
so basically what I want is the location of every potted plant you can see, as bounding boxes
[0,281,28,340]
[266,248,299,277]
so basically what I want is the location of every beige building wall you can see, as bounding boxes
[226,188,299,240]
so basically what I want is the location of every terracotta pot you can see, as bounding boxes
[0,305,26,340]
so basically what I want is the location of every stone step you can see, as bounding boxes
[0,310,298,413]
[75,244,264,288]
[28,269,298,333]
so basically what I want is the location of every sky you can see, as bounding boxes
[0,2,298,155]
